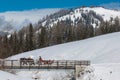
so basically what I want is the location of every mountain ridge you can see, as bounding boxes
[0,6,120,35]
[42,6,120,27]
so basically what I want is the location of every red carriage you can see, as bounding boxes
[38,56,54,65]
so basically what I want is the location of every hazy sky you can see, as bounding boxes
[0,0,120,12]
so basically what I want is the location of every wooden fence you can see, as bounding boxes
[1,60,90,70]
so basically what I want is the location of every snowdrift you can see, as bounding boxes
[0,70,32,80]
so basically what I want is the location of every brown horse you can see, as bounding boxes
[20,58,35,65]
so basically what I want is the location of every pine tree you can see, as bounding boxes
[18,30,24,52]
[24,34,29,51]
[12,32,19,54]
[28,23,34,50]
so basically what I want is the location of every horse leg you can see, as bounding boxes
[25,61,27,65]
[33,61,35,65]
[23,61,24,65]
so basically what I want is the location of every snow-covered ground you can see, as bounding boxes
[1,63,120,80]
[1,32,120,80]
[16,70,73,80]
[92,63,120,80]
[0,70,32,80]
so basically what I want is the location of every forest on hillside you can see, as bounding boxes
[0,11,120,58]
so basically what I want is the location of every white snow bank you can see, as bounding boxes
[92,63,120,80]
[16,70,73,80]
[14,63,120,80]
[0,70,32,80]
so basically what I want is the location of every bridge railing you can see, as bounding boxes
[1,60,90,69]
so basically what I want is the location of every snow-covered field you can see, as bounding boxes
[1,63,120,80]
[0,70,32,80]
[1,32,120,80]
[93,63,120,80]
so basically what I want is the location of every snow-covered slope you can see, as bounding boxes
[5,32,120,80]
[0,70,32,80]
[16,70,73,80]
[92,63,120,80]
[8,32,120,64]
[81,7,120,21]
[10,63,120,80]
[1,64,120,80]
[43,7,120,28]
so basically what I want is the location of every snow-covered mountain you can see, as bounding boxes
[6,32,120,80]
[42,7,120,28]
[0,8,60,34]
[82,7,120,21]
[0,7,120,35]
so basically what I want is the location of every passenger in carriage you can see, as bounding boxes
[38,56,54,65]
[37,56,43,65]
[39,56,43,61]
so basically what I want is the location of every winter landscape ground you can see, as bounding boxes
[0,32,119,80]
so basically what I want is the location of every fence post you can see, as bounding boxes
[1,59,5,69]
[11,60,13,69]
[38,64,40,69]
[20,60,22,69]
[57,61,59,69]
[65,61,67,69]
[29,62,30,70]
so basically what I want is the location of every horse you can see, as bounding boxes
[20,57,35,65]
[20,58,27,65]
[27,57,35,65]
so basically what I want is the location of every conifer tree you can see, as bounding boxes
[28,23,34,50]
